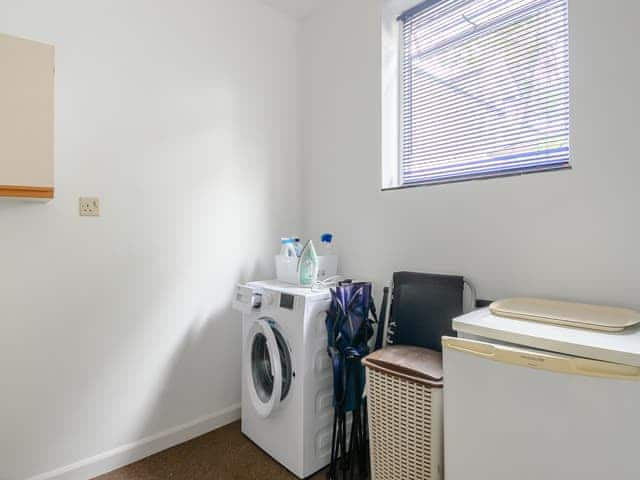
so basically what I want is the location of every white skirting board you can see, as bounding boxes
[26,403,241,480]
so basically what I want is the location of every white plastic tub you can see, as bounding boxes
[275,255,338,286]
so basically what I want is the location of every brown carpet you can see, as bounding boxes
[94,421,327,480]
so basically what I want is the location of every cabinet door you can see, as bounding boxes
[0,32,54,199]
[442,337,640,480]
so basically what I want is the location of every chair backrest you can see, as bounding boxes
[387,271,464,352]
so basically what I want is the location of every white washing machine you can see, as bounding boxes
[232,280,334,478]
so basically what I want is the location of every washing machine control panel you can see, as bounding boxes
[232,284,282,313]
[232,284,306,316]
[232,285,264,312]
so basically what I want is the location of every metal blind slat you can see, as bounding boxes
[400,0,570,186]
[404,83,569,129]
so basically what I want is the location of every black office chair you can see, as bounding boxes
[383,271,470,351]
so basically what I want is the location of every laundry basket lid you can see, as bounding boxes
[363,346,443,387]
[490,298,640,332]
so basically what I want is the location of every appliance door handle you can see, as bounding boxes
[442,337,640,381]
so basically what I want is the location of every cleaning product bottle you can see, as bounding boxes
[279,238,297,258]
[297,240,319,287]
[292,237,303,257]
[317,233,339,280]
[319,233,336,256]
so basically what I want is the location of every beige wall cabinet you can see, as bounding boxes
[0,32,54,199]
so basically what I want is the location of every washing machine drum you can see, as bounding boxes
[247,317,293,418]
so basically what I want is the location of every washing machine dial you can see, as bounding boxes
[250,293,263,309]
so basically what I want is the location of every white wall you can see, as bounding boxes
[2,0,639,477]
[301,0,640,308]
[0,1,301,478]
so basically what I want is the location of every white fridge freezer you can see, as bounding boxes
[443,308,640,480]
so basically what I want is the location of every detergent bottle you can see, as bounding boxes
[319,233,336,256]
[279,238,297,258]
[292,236,303,257]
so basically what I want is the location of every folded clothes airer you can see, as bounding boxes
[325,281,377,480]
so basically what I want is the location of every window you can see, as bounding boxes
[393,0,570,187]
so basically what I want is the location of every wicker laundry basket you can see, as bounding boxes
[363,346,444,480]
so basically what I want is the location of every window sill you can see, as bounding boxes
[381,163,572,191]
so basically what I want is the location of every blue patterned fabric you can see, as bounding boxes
[326,282,376,412]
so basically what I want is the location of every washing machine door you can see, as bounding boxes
[246,317,293,418]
